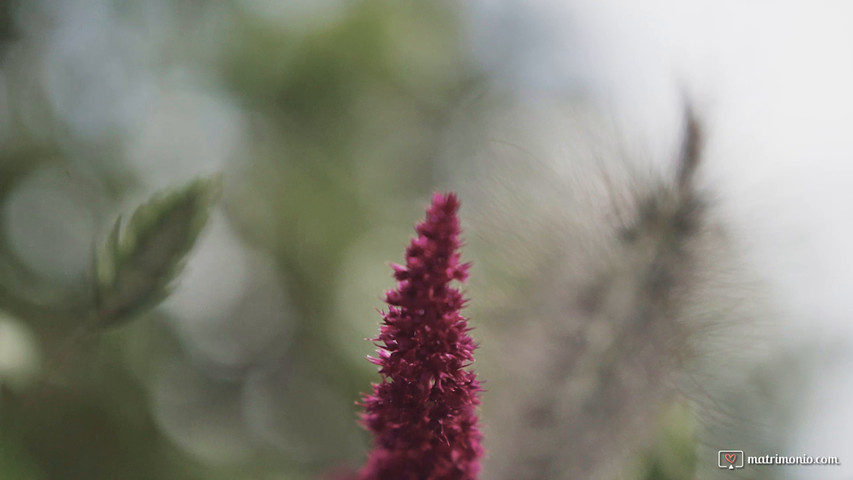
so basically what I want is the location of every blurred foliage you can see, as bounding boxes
[630,402,697,480]
[0,0,724,479]
[0,0,486,479]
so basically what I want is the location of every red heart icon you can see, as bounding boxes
[725,453,737,464]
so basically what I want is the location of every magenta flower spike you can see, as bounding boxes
[358,192,483,480]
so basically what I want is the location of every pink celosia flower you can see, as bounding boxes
[358,192,483,480]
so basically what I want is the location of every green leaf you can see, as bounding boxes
[93,176,221,328]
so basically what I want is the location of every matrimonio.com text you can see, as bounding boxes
[718,450,841,470]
